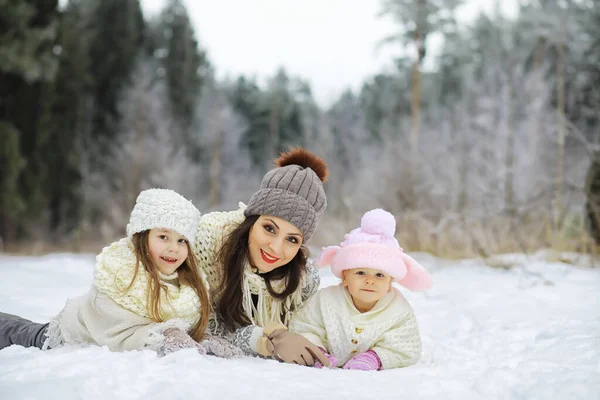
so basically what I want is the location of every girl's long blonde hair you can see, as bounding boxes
[128,230,210,341]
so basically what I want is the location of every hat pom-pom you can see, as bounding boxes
[361,208,396,238]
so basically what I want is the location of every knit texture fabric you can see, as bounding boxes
[44,227,209,353]
[126,188,201,249]
[244,164,326,241]
[199,334,245,358]
[314,208,432,291]
[289,284,422,369]
[194,203,321,354]
[343,350,382,371]
[94,238,203,327]
[161,326,207,356]
[44,285,192,352]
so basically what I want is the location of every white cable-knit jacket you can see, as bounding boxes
[194,203,321,355]
[289,284,423,369]
[43,285,188,352]
[43,239,200,353]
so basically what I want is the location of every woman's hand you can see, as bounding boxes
[267,329,331,367]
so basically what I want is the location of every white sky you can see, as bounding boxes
[142,0,518,106]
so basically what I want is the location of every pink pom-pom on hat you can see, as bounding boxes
[314,209,432,291]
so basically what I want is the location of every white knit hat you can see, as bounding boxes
[126,189,201,248]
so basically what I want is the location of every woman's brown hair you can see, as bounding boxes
[216,215,308,330]
[128,230,210,341]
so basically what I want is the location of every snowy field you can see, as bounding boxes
[1,252,599,400]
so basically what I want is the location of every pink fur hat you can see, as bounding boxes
[314,209,432,291]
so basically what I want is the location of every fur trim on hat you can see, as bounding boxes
[275,147,329,183]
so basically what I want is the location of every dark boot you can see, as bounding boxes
[0,312,49,350]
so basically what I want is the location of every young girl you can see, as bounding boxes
[0,188,241,358]
[289,208,432,370]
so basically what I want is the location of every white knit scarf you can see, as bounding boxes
[94,238,201,327]
[241,260,304,326]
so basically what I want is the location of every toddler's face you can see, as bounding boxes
[147,228,189,275]
[343,268,392,312]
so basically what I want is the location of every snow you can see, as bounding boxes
[1,252,599,399]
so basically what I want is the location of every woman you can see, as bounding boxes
[194,147,331,366]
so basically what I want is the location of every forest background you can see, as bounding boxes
[2,0,600,260]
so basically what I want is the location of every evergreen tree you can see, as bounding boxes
[159,0,207,127]
[359,72,410,140]
[265,68,306,154]
[232,69,313,173]
[155,0,209,160]
[571,1,600,138]
[43,0,93,234]
[379,0,463,153]
[585,151,600,244]
[86,0,144,162]
[232,76,271,173]
[0,0,59,241]
[0,122,26,243]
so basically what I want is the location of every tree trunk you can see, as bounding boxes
[585,151,600,244]
[533,37,546,70]
[131,85,147,210]
[400,29,424,211]
[555,30,566,225]
[531,37,546,155]
[209,130,223,207]
[504,63,515,217]
[410,31,423,156]
[269,92,281,169]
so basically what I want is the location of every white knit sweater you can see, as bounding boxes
[289,284,423,369]
[43,239,201,353]
[194,203,321,355]
[43,286,188,352]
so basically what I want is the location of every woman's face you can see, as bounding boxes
[247,215,304,273]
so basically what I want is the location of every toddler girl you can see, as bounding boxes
[289,208,432,370]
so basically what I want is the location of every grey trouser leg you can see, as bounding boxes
[0,312,49,350]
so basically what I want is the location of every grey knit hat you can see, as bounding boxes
[244,148,328,241]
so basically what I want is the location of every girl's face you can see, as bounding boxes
[248,215,303,273]
[147,228,189,275]
[343,268,392,313]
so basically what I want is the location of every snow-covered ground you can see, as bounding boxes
[1,252,599,399]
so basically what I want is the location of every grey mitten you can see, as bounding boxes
[200,334,245,359]
[162,327,207,355]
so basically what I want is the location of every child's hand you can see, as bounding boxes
[342,350,382,371]
[199,334,245,359]
[314,347,337,369]
[162,327,207,355]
